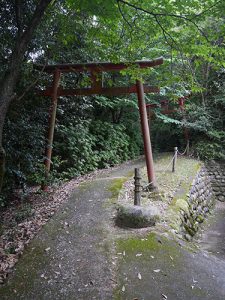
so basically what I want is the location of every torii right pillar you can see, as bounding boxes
[136,79,156,189]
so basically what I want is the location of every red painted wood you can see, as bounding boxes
[38,85,160,97]
[34,57,163,73]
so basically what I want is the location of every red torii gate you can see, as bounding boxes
[34,57,164,188]
[146,95,190,115]
[146,95,190,152]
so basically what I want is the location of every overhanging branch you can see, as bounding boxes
[116,0,215,42]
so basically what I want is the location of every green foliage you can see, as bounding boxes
[2,0,225,203]
[54,120,139,179]
[90,120,132,167]
[156,112,182,125]
[195,140,225,161]
[3,93,48,192]
[55,121,99,178]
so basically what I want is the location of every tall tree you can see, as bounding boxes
[0,0,53,190]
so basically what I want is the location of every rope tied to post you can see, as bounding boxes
[141,142,190,191]
[142,151,178,190]
[177,140,190,156]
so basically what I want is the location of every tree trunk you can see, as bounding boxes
[0,71,20,190]
[0,0,52,191]
[0,104,7,191]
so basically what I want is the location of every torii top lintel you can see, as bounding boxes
[34,57,163,97]
[34,57,163,73]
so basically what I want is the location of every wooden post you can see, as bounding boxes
[186,139,190,156]
[136,80,156,188]
[172,147,178,172]
[134,168,141,205]
[43,69,61,189]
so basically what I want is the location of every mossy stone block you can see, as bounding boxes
[115,205,159,228]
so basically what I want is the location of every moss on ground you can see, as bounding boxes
[171,198,189,213]
[0,240,49,298]
[114,232,183,299]
[108,177,130,203]
[109,178,128,198]
[116,232,181,256]
[117,232,161,253]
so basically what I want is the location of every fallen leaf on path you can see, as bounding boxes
[153,269,161,273]
[136,253,142,257]
[40,273,47,279]
[54,271,60,275]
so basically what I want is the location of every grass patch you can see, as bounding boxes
[108,177,129,201]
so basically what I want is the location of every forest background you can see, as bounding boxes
[0,0,225,205]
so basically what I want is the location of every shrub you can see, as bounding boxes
[195,140,225,160]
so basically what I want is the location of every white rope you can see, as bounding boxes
[142,152,177,190]
[142,180,154,191]
[160,153,177,173]
[177,142,189,156]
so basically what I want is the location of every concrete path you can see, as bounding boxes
[1,157,225,300]
[115,231,225,300]
[197,201,225,259]
[0,159,145,300]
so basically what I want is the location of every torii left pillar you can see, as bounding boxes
[42,69,61,190]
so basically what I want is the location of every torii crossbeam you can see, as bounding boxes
[34,57,163,189]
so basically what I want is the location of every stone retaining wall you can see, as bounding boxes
[170,165,215,241]
[207,161,225,202]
